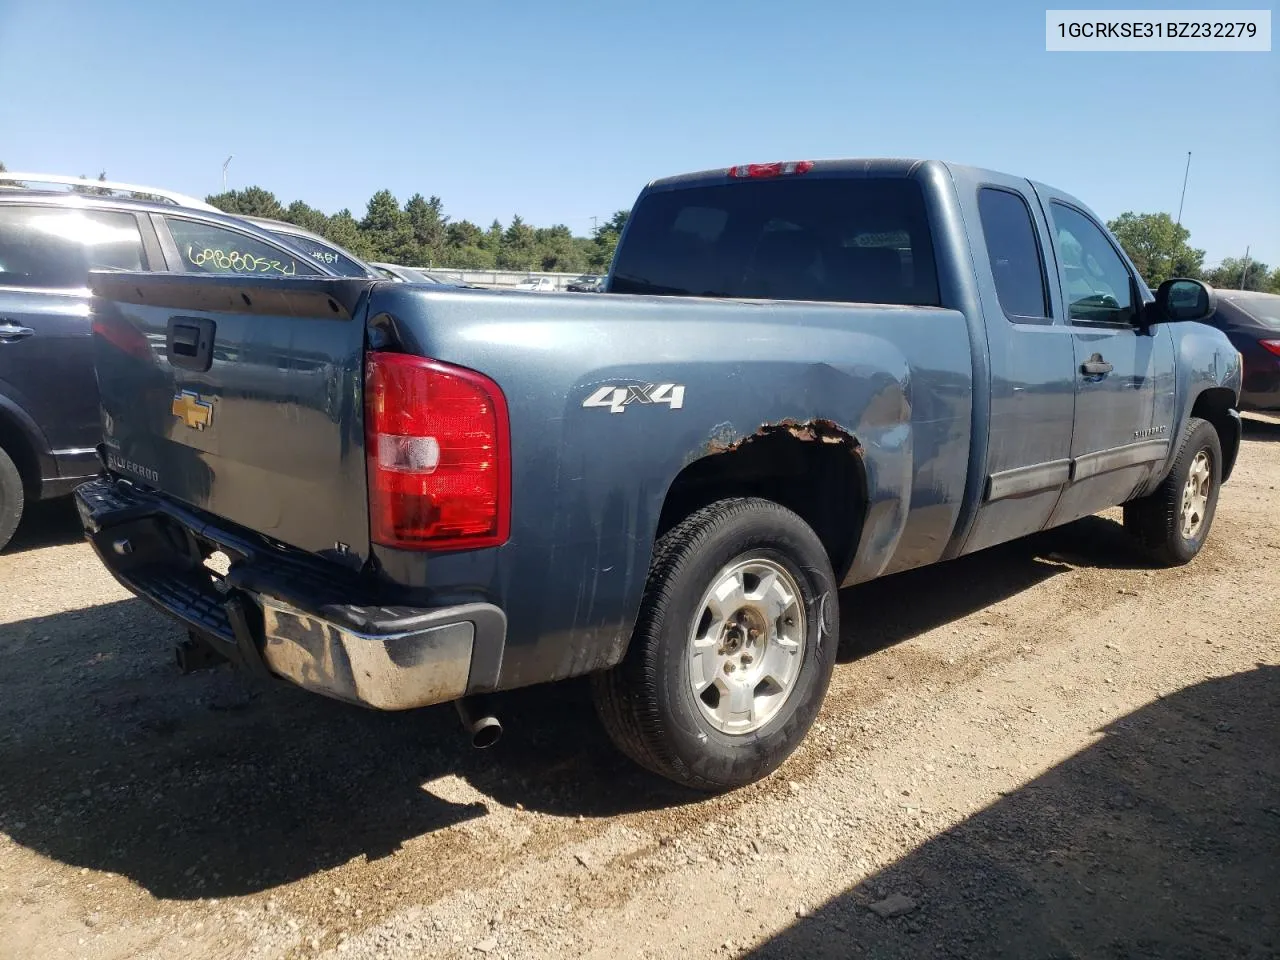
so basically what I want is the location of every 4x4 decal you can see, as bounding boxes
[582,383,685,414]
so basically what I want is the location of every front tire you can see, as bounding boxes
[592,498,838,792]
[0,445,25,553]
[1123,416,1222,566]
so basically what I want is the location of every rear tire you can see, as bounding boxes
[0,445,25,553]
[592,498,838,792]
[1123,416,1221,566]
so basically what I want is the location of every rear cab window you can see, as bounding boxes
[611,177,940,306]
[0,205,145,288]
[162,217,321,278]
[977,187,1050,321]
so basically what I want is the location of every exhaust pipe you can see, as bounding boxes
[454,696,502,749]
[175,635,227,674]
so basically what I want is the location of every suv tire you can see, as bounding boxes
[0,445,25,552]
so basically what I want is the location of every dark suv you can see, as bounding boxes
[0,177,344,550]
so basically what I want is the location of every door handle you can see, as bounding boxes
[0,322,35,342]
[1081,353,1113,376]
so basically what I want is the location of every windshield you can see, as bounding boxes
[403,267,445,283]
[611,176,940,305]
[270,231,371,278]
[1228,293,1280,328]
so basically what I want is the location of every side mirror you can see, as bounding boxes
[1153,278,1216,323]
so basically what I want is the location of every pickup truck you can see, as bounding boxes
[76,159,1242,791]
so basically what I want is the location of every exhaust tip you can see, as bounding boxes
[470,716,503,749]
[455,697,502,749]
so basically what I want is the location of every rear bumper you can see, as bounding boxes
[75,476,506,710]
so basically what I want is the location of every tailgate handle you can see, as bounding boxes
[166,316,216,372]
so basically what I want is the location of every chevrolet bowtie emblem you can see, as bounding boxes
[172,390,214,430]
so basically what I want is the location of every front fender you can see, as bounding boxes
[1154,322,1243,487]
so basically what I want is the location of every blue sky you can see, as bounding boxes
[1,0,1275,266]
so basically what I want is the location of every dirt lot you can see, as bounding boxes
[1,417,1277,960]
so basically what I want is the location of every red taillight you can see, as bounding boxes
[364,352,511,551]
[728,160,815,179]
[1260,339,1280,357]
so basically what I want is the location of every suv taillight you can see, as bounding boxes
[1260,339,1280,357]
[364,352,511,551]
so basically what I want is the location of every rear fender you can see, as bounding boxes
[0,387,56,489]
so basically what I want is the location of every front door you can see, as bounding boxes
[1037,197,1168,525]
[957,175,1078,555]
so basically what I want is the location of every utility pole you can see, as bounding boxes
[221,155,234,193]
[1175,151,1191,227]
[1239,246,1251,289]
[590,215,599,235]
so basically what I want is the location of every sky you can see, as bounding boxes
[1,0,1276,268]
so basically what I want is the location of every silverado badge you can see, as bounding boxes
[172,390,214,430]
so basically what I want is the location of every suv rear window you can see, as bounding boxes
[0,206,144,288]
[611,177,940,306]
[268,231,370,278]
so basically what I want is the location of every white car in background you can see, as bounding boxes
[514,276,557,292]
[370,261,451,284]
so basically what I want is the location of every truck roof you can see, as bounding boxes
[641,158,1091,225]
[646,158,933,189]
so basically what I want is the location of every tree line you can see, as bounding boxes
[1107,211,1279,293]
[194,189,1280,292]
[204,184,627,275]
[2,162,1275,289]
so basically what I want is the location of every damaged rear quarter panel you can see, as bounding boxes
[370,287,972,690]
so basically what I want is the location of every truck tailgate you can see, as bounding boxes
[90,273,377,569]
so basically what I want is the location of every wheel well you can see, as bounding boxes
[656,421,867,581]
[0,411,40,497]
[1191,388,1239,481]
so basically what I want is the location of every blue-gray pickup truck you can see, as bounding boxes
[76,159,1242,791]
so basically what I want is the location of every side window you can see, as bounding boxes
[164,218,321,278]
[0,206,143,288]
[273,233,368,278]
[1050,203,1136,325]
[978,188,1049,321]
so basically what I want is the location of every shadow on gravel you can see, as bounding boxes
[838,514,1150,662]
[2,497,84,555]
[0,599,684,900]
[745,664,1280,959]
[1242,415,1280,443]
[0,512,1168,901]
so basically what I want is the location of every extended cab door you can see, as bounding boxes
[1033,191,1175,526]
[956,175,1077,554]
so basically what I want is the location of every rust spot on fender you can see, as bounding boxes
[704,418,863,456]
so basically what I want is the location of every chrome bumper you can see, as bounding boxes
[75,476,507,712]
[259,597,503,710]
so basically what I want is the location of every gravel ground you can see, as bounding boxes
[1,416,1277,960]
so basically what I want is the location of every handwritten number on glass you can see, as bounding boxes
[186,245,297,277]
